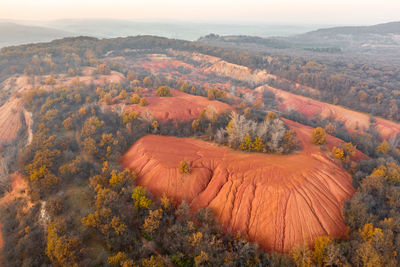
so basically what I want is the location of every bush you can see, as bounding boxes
[156,86,172,97]
[130,94,140,104]
[139,98,148,106]
[179,160,191,174]
[143,77,152,88]
[311,127,327,145]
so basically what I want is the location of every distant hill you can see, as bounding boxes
[0,22,74,48]
[198,21,400,57]
[45,19,316,40]
[299,21,400,37]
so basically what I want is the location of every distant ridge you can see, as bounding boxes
[298,21,400,36]
[0,22,74,48]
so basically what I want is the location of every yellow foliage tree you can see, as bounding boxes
[160,193,170,210]
[139,97,148,106]
[110,216,128,235]
[142,209,163,234]
[265,111,277,121]
[252,136,265,152]
[122,110,139,124]
[179,160,191,174]
[372,162,400,185]
[194,251,209,266]
[81,213,100,228]
[313,236,331,265]
[142,256,165,267]
[152,120,159,132]
[376,140,390,154]
[332,146,344,161]
[241,133,253,151]
[46,222,80,265]
[156,86,172,97]
[311,127,327,145]
[180,82,189,92]
[359,223,383,242]
[188,232,203,246]
[119,90,128,100]
[130,94,140,104]
[290,244,313,267]
[108,252,127,266]
[132,186,152,209]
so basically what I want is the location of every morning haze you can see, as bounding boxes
[2,0,400,24]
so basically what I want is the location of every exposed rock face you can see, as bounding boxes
[122,120,358,252]
[125,89,231,121]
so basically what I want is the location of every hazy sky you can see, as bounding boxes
[1,0,399,25]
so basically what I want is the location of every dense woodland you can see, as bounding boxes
[0,36,399,266]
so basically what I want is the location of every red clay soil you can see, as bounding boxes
[122,120,361,253]
[125,89,231,121]
[258,85,400,141]
[0,173,30,260]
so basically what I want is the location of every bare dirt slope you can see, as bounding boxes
[0,97,25,145]
[125,89,231,121]
[258,85,400,141]
[172,50,319,95]
[122,120,360,252]
[1,67,125,94]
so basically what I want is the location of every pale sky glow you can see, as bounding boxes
[1,0,399,24]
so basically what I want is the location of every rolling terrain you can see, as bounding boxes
[0,34,399,265]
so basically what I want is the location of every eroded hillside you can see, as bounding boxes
[257,85,400,143]
[124,89,231,121]
[122,120,364,252]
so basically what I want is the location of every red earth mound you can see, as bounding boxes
[122,120,362,253]
[125,89,231,121]
[258,85,400,141]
